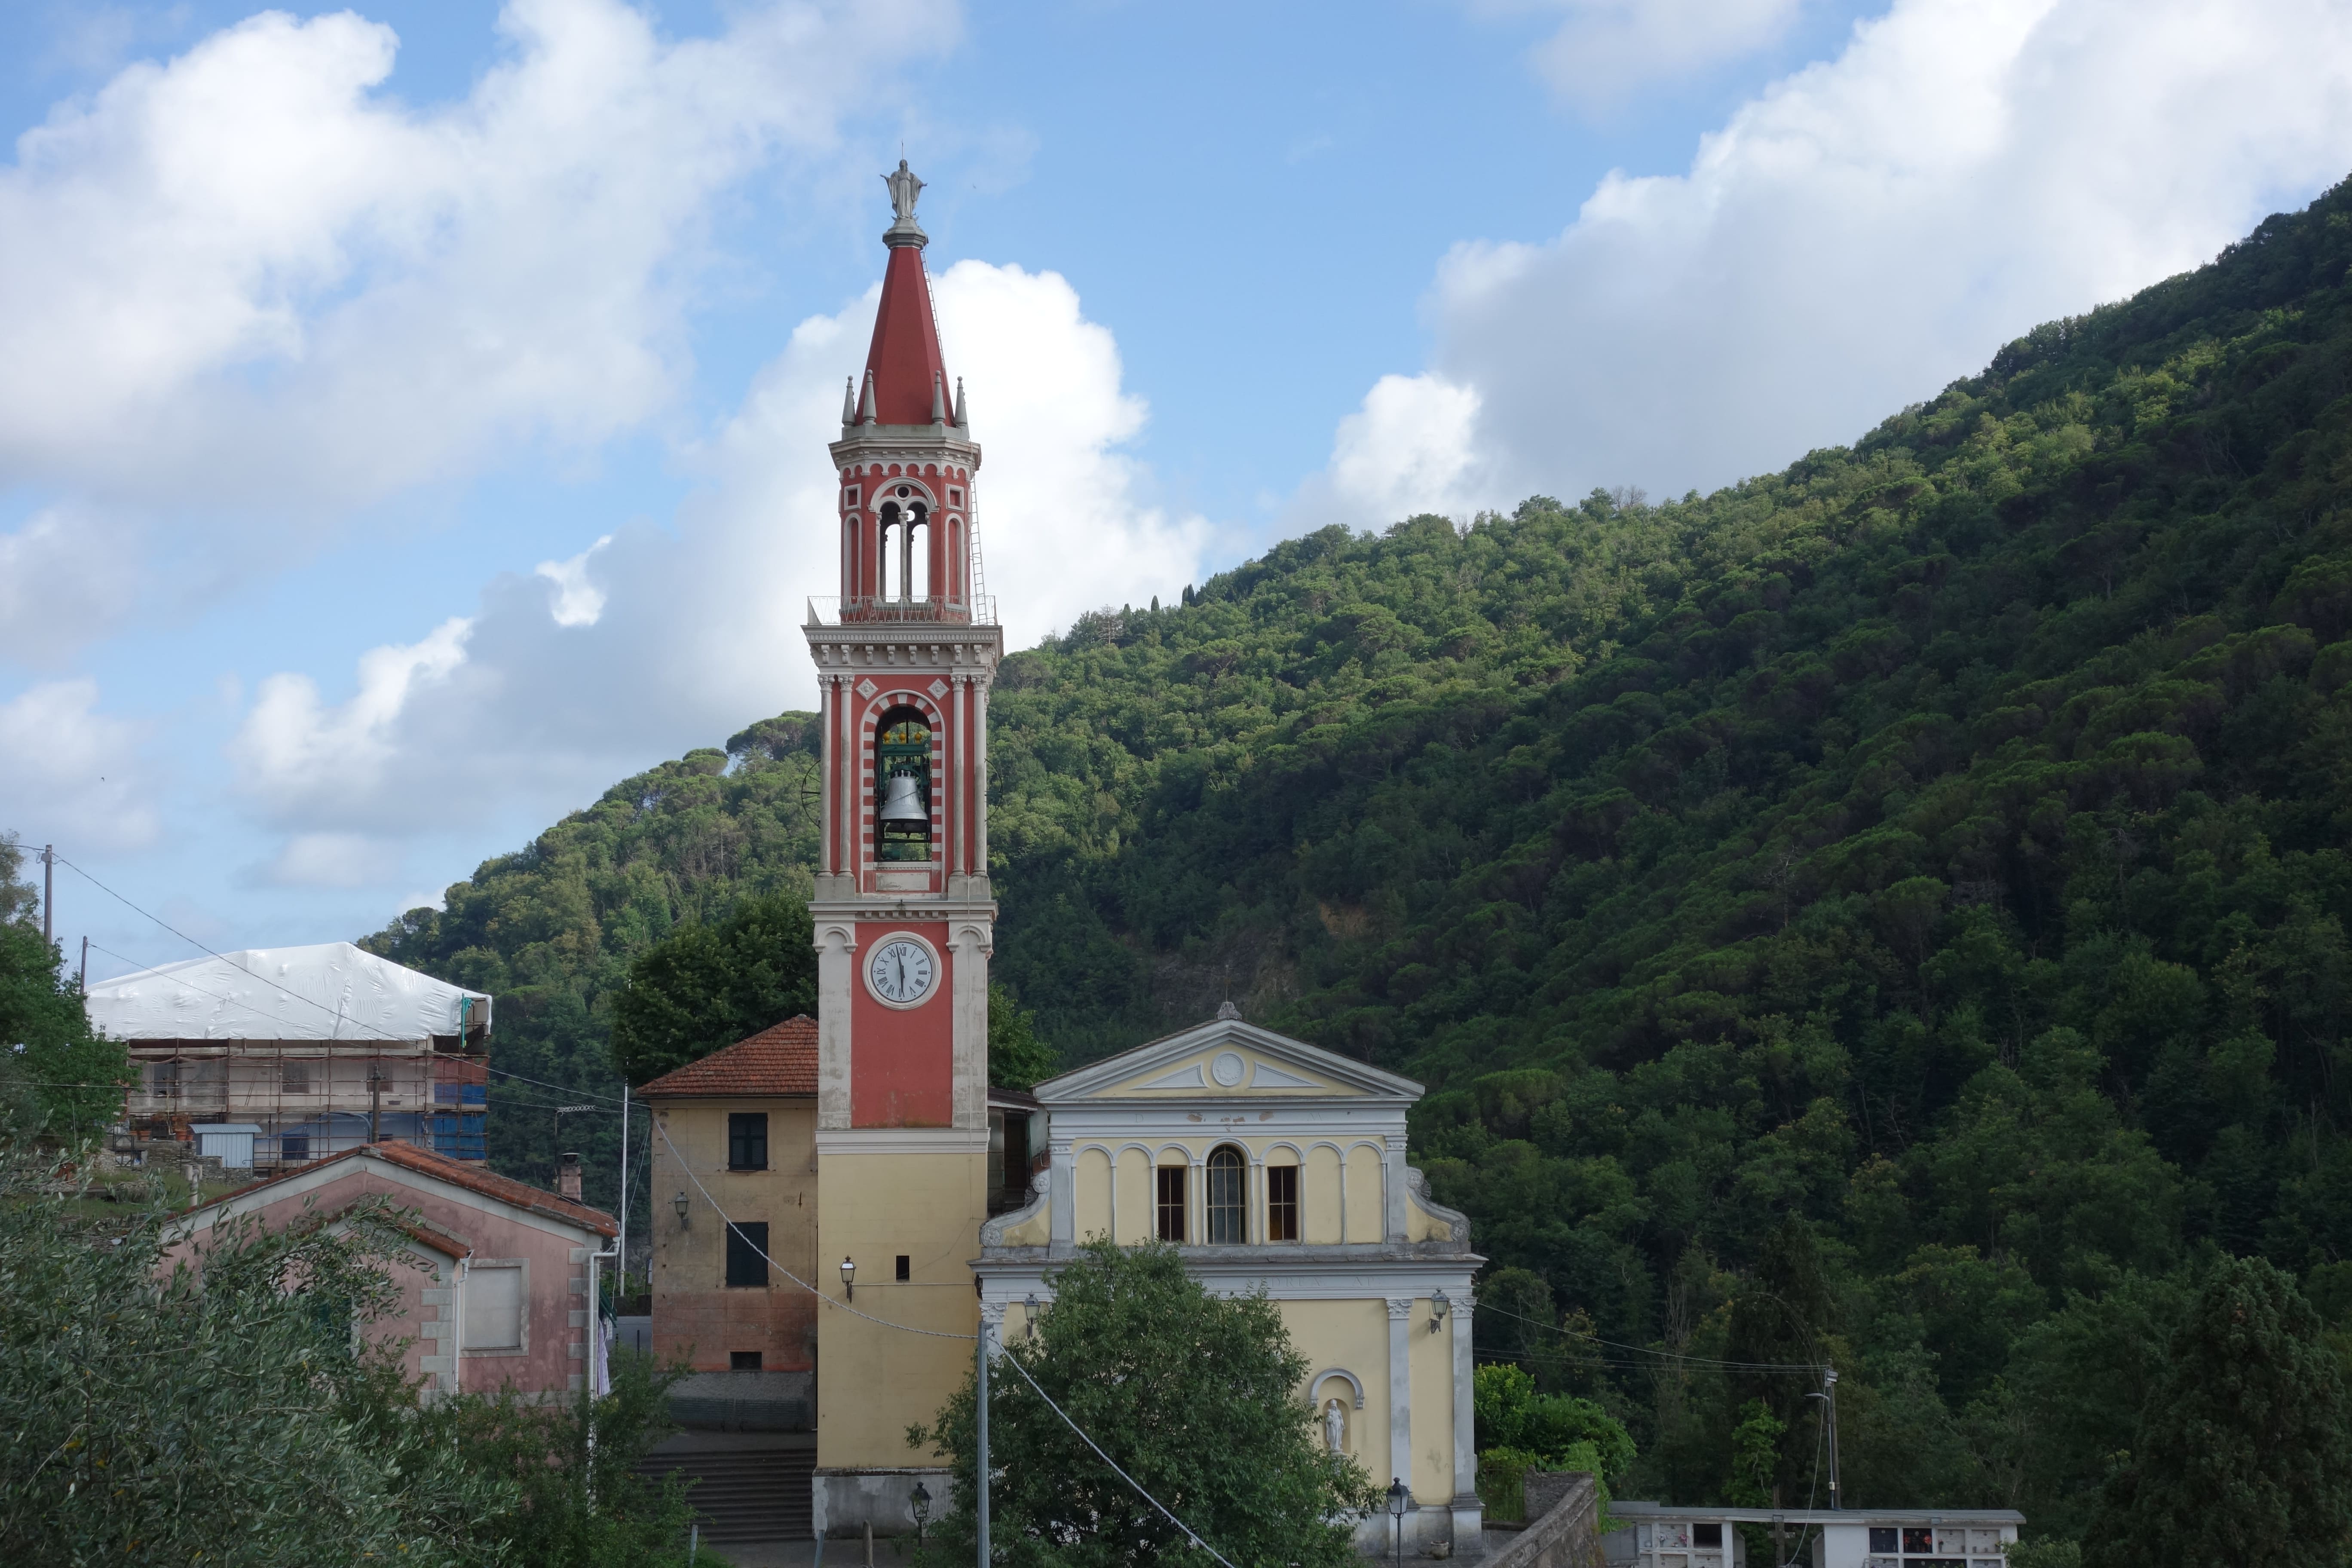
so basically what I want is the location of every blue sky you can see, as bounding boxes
[6,0,2352,978]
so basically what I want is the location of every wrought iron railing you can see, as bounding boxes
[805,594,997,627]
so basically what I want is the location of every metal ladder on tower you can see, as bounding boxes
[968,493,991,621]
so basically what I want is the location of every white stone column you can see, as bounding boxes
[1048,1136,1075,1256]
[818,675,835,877]
[1387,1297,1414,1498]
[1450,1293,1483,1552]
[814,922,856,1130]
[949,922,990,1130]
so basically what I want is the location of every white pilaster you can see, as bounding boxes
[1384,1133,1409,1240]
[949,919,990,1129]
[1451,1295,1483,1549]
[1049,1136,1075,1255]
[814,921,856,1130]
[1387,1296,1414,1496]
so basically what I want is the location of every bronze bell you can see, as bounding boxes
[879,773,927,822]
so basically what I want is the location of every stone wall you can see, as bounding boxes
[1485,1472,1599,1568]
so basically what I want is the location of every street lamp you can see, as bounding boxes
[1387,1476,1409,1568]
[1430,1288,1450,1334]
[1024,1292,1040,1340]
[840,1256,857,1301]
[672,1191,690,1228]
[910,1479,931,1544]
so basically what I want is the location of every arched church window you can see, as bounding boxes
[1206,1145,1246,1244]
[876,707,932,863]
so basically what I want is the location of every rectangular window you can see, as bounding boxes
[150,1061,181,1092]
[725,1222,769,1288]
[1267,1164,1299,1241]
[280,1061,310,1093]
[731,1350,763,1371]
[1206,1151,1246,1244]
[1694,1524,1723,1548]
[280,1134,309,1164]
[728,1113,769,1171]
[1155,1166,1187,1242]
[895,1254,911,1281]
[463,1264,524,1351]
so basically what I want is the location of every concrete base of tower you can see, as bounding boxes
[811,1467,952,1540]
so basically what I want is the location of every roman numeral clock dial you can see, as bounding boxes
[865,936,937,1007]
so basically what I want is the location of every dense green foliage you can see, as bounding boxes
[2084,1256,2352,1568]
[368,181,2352,1544]
[907,1239,1378,1567]
[0,1168,493,1564]
[0,834,128,1143]
[608,891,816,1084]
[0,1155,696,1566]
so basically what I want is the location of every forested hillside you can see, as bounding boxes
[370,179,2352,1539]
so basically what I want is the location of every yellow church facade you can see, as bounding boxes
[977,1008,1486,1556]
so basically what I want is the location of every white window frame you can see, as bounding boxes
[460,1258,530,1358]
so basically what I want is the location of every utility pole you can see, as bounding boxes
[977,1317,991,1568]
[616,1087,631,1294]
[1822,1366,1842,1510]
[79,936,88,992]
[369,1064,383,1145]
[41,844,52,946]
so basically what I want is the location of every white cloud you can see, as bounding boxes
[1319,0,2352,524]
[226,257,1213,845]
[232,616,472,827]
[536,535,613,628]
[0,0,954,649]
[1299,373,1488,529]
[1498,0,1809,108]
[0,679,159,850]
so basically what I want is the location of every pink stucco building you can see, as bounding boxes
[172,1141,618,1398]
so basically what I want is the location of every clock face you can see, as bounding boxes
[866,937,937,1006]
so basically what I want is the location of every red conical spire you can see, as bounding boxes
[860,160,950,427]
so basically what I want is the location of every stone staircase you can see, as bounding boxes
[639,1437,815,1545]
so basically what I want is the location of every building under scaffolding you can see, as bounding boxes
[84,942,490,1170]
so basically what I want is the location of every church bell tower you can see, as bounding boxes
[805,161,998,1532]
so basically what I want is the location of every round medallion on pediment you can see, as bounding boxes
[1210,1051,1246,1087]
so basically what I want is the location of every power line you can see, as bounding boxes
[998,1344,1241,1568]
[1476,1299,1817,1373]
[650,1113,974,1340]
[61,857,466,1047]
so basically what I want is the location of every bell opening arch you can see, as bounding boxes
[874,704,934,863]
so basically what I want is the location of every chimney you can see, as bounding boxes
[557,1151,582,1202]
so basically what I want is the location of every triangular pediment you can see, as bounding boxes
[1033,1017,1422,1104]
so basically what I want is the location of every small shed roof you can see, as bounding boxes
[635,1016,818,1098]
[85,942,490,1042]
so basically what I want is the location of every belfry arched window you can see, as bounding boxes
[875,707,933,863]
[1206,1145,1246,1244]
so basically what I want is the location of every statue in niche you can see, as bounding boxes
[1323,1396,1348,1454]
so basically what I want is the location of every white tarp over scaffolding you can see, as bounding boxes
[85,942,492,1043]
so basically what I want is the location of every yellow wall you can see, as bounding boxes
[816,1147,985,1468]
[1059,1133,1402,1246]
[648,1099,820,1372]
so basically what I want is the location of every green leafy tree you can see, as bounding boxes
[988,980,1057,1090]
[1724,1399,1786,1508]
[427,1350,698,1568]
[609,891,817,1084]
[906,1239,1378,1567]
[2085,1256,2352,1568]
[1473,1362,1636,1481]
[0,1162,503,1564]
[0,836,128,1143]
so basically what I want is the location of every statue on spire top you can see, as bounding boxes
[885,160,925,227]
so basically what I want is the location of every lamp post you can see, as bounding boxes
[1387,1476,1409,1568]
[910,1479,930,1545]
[840,1256,857,1302]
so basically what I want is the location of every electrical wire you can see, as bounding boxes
[997,1342,1242,1568]
[1476,1298,1819,1373]
[650,1112,974,1340]
[82,939,621,1109]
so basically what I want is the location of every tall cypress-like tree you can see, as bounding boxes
[2086,1256,2352,1568]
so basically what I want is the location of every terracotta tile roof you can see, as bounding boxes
[192,1139,616,1237]
[634,1015,818,1099]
